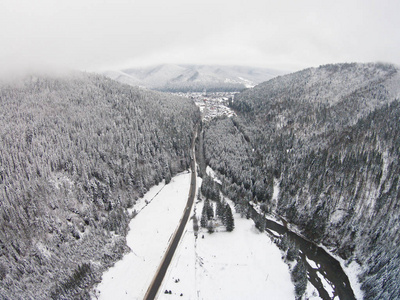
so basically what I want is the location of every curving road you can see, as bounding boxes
[143,127,197,300]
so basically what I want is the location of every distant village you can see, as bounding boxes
[177,92,237,121]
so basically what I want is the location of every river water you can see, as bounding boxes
[248,205,356,300]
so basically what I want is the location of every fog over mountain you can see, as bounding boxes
[104,64,284,92]
[2,0,400,74]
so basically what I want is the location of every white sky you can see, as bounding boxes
[1,0,400,74]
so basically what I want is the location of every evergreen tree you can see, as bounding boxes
[207,201,214,220]
[215,190,221,202]
[201,202,208,228]
[200,174,220,201]
[224,203,235,232]
[207,220,215,234]
[216,200,225,218]
[200,175,213,198]
[234,197,249,218]
[193,214,199,233]
[292,260,307,299]
[254,213,265,232]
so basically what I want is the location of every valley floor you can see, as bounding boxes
[93,172,192,300]
[159,192,295,299]
[94,171,295,299]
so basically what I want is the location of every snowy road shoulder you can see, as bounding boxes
[93,172,192,300]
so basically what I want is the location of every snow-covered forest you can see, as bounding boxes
[0,73,200,299]
[1,62,400,299]
[203,63,400,299]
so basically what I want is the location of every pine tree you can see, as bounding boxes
[224,203,234,232]
[205,199,214,219]
[201,203,208,228]
[207,220,215,234]
[254,214,265,232]
[193,214,199,233]
[200,175,212,198]
[292,260,307,299]
[215,190,221,202]
[216,200,225,218]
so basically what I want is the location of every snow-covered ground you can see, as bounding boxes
[159,177,295,299]
[93,172,192,300]
[94,170,295,300]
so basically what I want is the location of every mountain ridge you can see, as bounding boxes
[103,64,284,92]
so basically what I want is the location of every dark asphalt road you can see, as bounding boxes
[144,128,197,300]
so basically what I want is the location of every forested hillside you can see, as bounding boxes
[203,63,400,299]
[0,73,200,299]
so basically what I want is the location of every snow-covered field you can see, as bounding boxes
[93,172,192,300]
[159,178,295,299]
[94,170,295,300]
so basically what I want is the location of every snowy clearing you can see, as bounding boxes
[93,172,192,300]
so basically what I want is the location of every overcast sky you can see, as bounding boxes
[1,0,400,75]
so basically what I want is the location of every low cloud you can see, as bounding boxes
[1,0,400,76]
